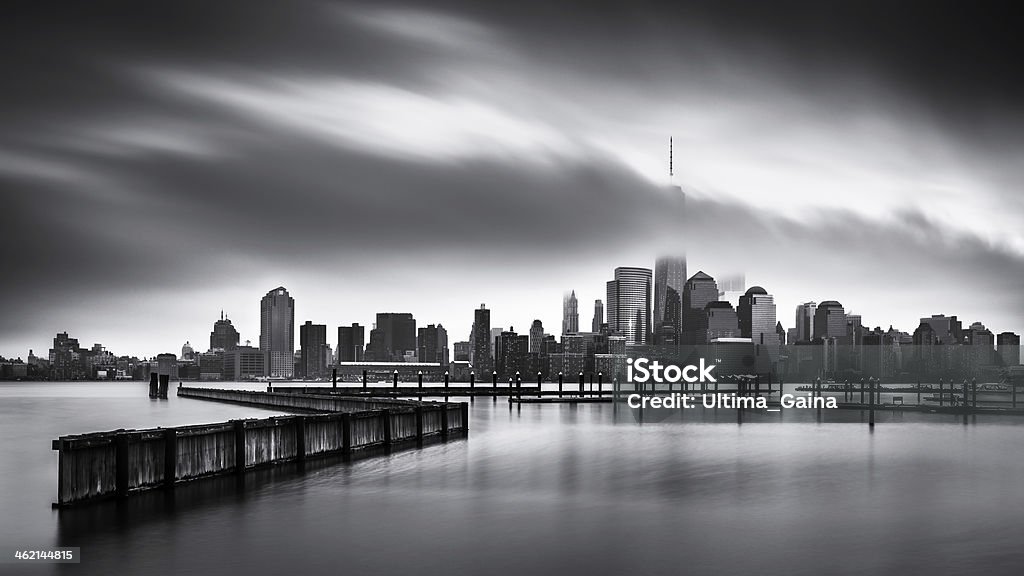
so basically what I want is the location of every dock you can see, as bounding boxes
[51,387,467,507]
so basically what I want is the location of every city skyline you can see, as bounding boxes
[3,1,1024,358]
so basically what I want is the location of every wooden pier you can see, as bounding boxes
[51,388,467,507]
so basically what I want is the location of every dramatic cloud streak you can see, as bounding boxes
[1,0,1021,357]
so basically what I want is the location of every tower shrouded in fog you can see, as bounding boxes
[562,291,579,335]
[654,137,687,344]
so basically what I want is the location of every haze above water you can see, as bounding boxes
[2,382,1022,576]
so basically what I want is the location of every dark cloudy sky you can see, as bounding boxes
[2,0,1022,358]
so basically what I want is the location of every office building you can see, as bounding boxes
[209,311,239,351]
[562,291,579,335]
[337,324,365,362]
[260,286,295,378]
[606,267,653,345]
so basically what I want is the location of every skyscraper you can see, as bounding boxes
[681,271,718,344]
[260,287,294,378]
[813,301,846,340]
[529,320,544,353]
[299,321,328,380]
[654,256,687,341]
[337,323,365,362]
[997,332,1021,366]
[417,324,449,365]
[606,267,652,345]
[738,286,779,359]
[471,304,492,374]
[592,299,604,333]
[209,311,240,351]
[367,313,416,362]
[703,301,739,342]
[794,302,817,342]
[562,291,579,335]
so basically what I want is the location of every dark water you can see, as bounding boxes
[2,382,1023,575]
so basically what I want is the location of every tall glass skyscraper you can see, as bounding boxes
[562,291,579,335]
[653,256,687,343]
[606,267,652,345]
[471,304,492,374]
[260,286,294,378]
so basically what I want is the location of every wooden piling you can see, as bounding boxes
[418,371,423,389]
[558,372,563,397]
[415,407,424,445]
[868,378,875,427]
[294,416,306,464]
[341,413,352,456]
[115,433,130,497]
[233,420,246,474]
[362,369,367,389]
[470,372,475,389]
[492,371,497,389]
[460,402,469,433]
[158,374,169,399]
[332,368,337,389]
[393,371,398,388]
[163,428,176,487]
[381,409,392,445]
[971,378,977,409]
[962,380,969,424]
[939,379,944,407]
[444,371,449,387]
[578,372,584,396]
[149,373,158,398]
[598,372,603,393]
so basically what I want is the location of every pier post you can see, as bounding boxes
[362,370,367,389]
[917,380,921,405]
[382,410,392,446]
[418,371,423,389]
[1014,380,1017,409]
[470,372,475,389]
[163,428,177,487]
[598,372,603,395]
[115,432,130,498]
[868,379,875,427]
[294,416,306,464]
[233,420,246,474]
[558,372,563,397]
[158,375,169,399]
[860,378,865,404]
[415,407,424,445]
[149,373,158,398]
[516,372,522,400]
[440,406,449,438]
[341,413,352,456]
[444,371,450,387]
[332,367,337,389]
[461,402,469,433]
[962,380,969,425]
[393,370,398,389]
[537,372,542,398]
[492,371,498,389]
[939,379,944,407]
[579,372,584,396]
[971,378,977,409]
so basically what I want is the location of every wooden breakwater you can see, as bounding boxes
[52,389,467,507]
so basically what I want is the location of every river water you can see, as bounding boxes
[2,381,1022,575]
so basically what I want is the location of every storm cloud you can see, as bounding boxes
[2,0,1021,356]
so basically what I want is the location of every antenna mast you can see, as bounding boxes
[669,136,674,181]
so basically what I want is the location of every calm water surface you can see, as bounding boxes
[2,381,1023,575]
